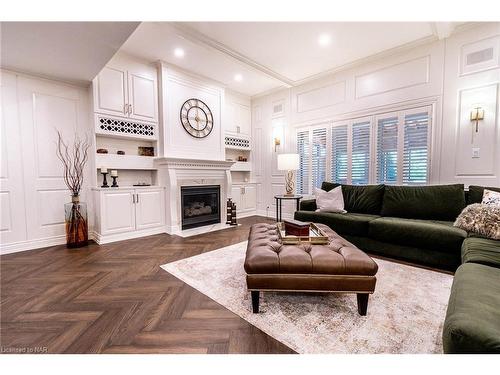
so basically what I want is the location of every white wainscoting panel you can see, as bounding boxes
[296,81,346,113]
[0,71,28,246]
[455,83,498,177]
[355,56,430,98]
[0,192,12,232]
[38,190,69,227]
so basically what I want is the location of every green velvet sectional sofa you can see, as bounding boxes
[294,182,500,353]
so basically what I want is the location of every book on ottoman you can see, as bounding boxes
[284,219,310,236]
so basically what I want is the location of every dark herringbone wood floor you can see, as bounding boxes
[0,216,295,354]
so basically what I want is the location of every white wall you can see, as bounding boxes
[0,70,93,254]
[251,23,500,219]
[158,62,225,161]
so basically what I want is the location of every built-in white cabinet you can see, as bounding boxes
[230,183,257,214]
[93,187,165,243]
[93,57,158,123]
[225,100,251,136]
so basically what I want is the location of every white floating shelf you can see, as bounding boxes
[95,153,156,170]
[230,161,252,172]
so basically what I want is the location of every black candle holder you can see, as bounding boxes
[111,176,118,188]
[101,172,109,188]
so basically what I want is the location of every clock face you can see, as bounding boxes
[180,98,214,138]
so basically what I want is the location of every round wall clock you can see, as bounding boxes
[179,98,214,138]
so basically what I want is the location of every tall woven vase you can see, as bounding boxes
[64,195,88,248]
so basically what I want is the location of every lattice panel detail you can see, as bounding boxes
[97,117,156,139]
[225,136,250,149]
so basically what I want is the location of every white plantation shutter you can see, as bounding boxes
[312,128,327,189]
[331,125,348,184]
[351,121,371,185]
[403,111,429,184]
[296,130,310,194]
[376,116,399,184]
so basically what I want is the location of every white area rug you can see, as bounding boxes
[161,241,453,354]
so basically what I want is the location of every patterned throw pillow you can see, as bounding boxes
[454,203,500,240]
[482,189,500,206]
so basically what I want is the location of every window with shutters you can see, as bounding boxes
[351,121,371,185]
[296,130,310,194]
[403,111,429,184]
[296,126,327,194]
[375,108,431,185]
[296,105,431,194]
[331,125,348,184]
[312,128,327,190]
[376,116,399,184]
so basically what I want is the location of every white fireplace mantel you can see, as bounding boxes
[155,157,235,235]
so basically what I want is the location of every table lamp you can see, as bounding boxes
[277,153,300,196]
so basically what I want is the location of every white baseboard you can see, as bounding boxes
[0,235,67,255]
[92,227,166,245]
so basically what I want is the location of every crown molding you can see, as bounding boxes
[169,22,483,98]
[171,22,293,87]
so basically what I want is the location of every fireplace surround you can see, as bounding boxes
[181,185,220,230]
[155,157,234,235]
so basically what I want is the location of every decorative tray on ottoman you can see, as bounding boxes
[277,222,329,245]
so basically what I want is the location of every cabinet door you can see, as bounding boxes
[243,185,257,210]
[237,104,251,136]
[94,66,128,118]
[102,190,136,235]
[128,72,158,122]
[135,189,165,230]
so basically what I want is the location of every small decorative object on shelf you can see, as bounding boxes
[230,202,237,226]
[237,156,248,162]
[138,146,154,156]
[100,167,109,188]
[117,150,125,155]
[110,170,118,187]
[96,148,108,154]
[133,182,151,186]
[56,130,90,249]
[226,198,233,224]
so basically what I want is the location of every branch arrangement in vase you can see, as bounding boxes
[56,131,91,197]
[56,131,91,248]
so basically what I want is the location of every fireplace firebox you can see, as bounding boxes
[181,185,220,230]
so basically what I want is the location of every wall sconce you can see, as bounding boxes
[272,126,283,152]
[470,107,484,133]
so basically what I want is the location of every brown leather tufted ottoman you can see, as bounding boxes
[244,223,378,315]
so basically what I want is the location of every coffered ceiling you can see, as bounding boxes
[121,21,468,97]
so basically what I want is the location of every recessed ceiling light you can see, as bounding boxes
[174,48,185,58]
[318,34,331,47]
[234,74,243,82]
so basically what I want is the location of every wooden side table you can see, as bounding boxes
[274,194,303,222]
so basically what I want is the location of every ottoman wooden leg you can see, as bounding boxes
[251,291,260,313]
[357,293,369,316]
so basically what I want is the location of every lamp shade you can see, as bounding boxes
[277,153,300,171]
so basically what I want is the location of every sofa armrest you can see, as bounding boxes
[300,199,317,211]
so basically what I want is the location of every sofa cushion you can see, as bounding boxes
[467,185,500,205]
[321,182,385,215]
[381,184,465,221]
[299,199,317,211]
[443,263,500,353]
[461,237,500,268]
[294,211,379,237]
[369,217,467,253]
